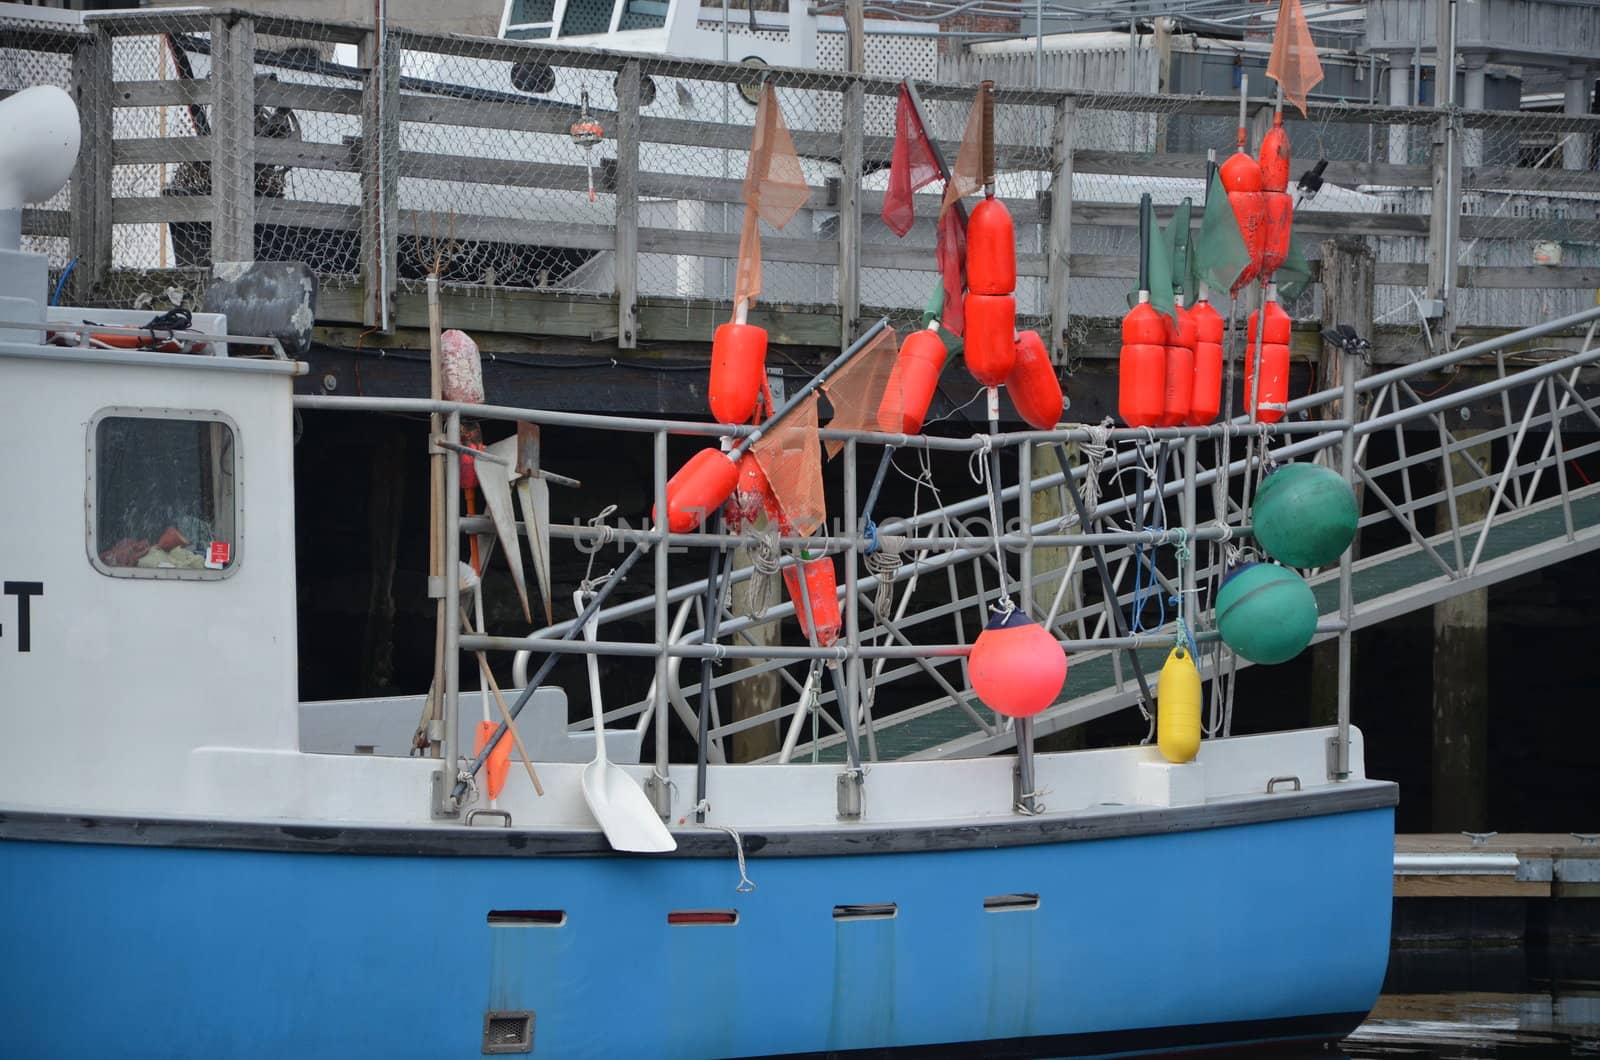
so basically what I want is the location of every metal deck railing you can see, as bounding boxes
[297,302,1600,818]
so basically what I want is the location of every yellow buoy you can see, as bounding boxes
[1157,645,1202,764]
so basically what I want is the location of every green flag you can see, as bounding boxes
[1146,200,1176,327]
[1195,169,1252,297]
[1166,198,1193,303]
[1276,231,1312,302]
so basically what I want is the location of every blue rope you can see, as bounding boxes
[1129,529,1166,634]
[50,258,76,306]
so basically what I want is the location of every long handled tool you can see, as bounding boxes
[576,589,673,852]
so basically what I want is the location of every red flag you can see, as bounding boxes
[881,85,941,237]
[734,85,809,311]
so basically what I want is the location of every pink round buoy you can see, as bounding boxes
[969,606,1068,718]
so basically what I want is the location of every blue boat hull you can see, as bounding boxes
[0,806,1393,1058]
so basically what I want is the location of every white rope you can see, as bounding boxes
[693,799,756,893]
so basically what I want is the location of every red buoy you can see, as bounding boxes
[1186,297,1225,426]
[969,606,1067,718]
[656,447,739,533]
[966,197,1016,295]
[963,292,1016,387]
[1259,192,1293,279]
[1245,288,1292,423]
[1258,113,1291,193]
[1160,301,1197,427]
[709,322,768,425]
[1221,148,1264,292]
[782,555,841,646]
[1119,299,1166,427]
[1007,330,1063,430]
[881,326,947,435]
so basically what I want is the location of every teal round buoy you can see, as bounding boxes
[1215,562,1318,664]
[1251,462,1358,568]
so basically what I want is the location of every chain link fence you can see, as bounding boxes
[5,6,1599,344]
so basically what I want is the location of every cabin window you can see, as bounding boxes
[559,0,617,36]
[88,409,240,580]
[505,0,555,39]
[617,0,669,31]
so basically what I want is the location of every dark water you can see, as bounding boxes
[1294,945,1600,1059]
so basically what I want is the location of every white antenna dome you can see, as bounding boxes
[0,85,80,210]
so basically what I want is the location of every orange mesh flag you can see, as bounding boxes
[820,326,900,459]
[733,85,810,310]
[1266,0,1324,118]
[753,392,824,537]
[940,92,984,218]
[881,86,941,237]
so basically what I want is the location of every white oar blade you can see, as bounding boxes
[518,476,554,626]
[582,761,677,853]
[481,437,531,623]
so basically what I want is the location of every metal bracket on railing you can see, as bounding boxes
[837,769,864,820]
[645,772,674,819]
[466,809,513,828]
[431,768,463,819]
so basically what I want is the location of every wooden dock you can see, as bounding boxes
[1395,833,1600,899]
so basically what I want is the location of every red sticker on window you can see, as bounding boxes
[205,541,232,570]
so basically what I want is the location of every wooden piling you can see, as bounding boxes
[1310,237,1374,728]
[1432,433,1491,832]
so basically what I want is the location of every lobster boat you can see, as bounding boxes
[0,68,1397,1060]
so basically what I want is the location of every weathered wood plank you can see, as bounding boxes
[1393,875,1551,898]
[114,136,357,172]
[71,26,112,297]
[22,208,71,239]
[210,13,256,264]
[614,60,641,349]
[361,27,399,329]
[1047,97,1076,361]
[838,82,863,343]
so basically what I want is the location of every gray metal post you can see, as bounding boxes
[1015,443,1038,814]
[440,411,463,811]
[840,437,865,815]
[1182,435,1197,636]
[1564,66,1592,172]
[649,429,672,815]
[210,13,256,265]
[615,61,641,349]
[1333,355,1355,780]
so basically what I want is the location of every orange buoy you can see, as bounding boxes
[882,326,947,435]
[1186,296,1225,426]
[656,447,739,532]
[966,197,1016,295]
[1221,147,1264,292]
[1258,113,1291,193]
[1259,192,1293,279]
[1245,286,1292,423]
[782,555,841,646]
[963,292,1016,387]
[1006,329,1063,430]
[1160,300,1197,428]
[1119,298,1166,428]
[475,719,512,800]
[709,322,767,425]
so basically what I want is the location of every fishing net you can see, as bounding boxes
[752,392,824,537]
[733,85,810,310]
[940,91,984,218]
[820,325,900,459]
[1266,0,1324,118]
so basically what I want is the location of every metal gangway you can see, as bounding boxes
[304,304,1600,801]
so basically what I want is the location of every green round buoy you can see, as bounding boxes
[1216,562,1318,665]
[1251,462,1358,568]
